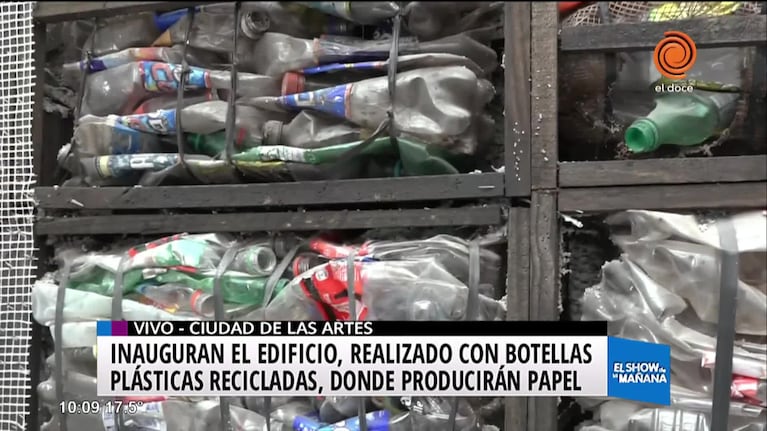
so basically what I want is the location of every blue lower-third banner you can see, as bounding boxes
[607,336,671,405]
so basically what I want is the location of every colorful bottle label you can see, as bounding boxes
[294,415,324,431]
[302,60,388,75]
[237,145,310,163]
[80,48,171,73]
[94,153,179,179]
[110,109,177,135]
[140,61,210,92]
[297,260,367,321]
[279,84,352,120]
[103,122,144,155]
[309,238,356,259]
[82,58,108,73]
[294,410,390,431]
[319,410,391,430]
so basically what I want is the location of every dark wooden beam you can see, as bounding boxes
[530,2,559,190]
[35,206,505,235]
[559,155,767,187]
[528,191,559,431]
[561,14,767,52]
[34,2,213,23]
[35,173,504,210]
[505,207,531,431]
[505,2,532,196]
[559,182,767,212]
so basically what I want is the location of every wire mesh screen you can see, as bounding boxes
[562,1,763,27]
[0,2,36,430]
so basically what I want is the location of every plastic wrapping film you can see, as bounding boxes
[34,231,507,431]
[575,210,767,431]
[46,2,504,186]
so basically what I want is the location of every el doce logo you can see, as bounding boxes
[654,31,697,92]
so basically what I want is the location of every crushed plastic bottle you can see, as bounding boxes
[238,32,498,77]
[265,258,505,321]
[128,283,216,318]
[261,111,364,149]
[71,101,289,158]
[307,235,502,287]
[132,91,217,115]
[82,13,162,58]
[54,234,290,306]
[317,397,378,424]
[404,2,503,42]
[233,136,459,177]
[576,210,767,431]
[60,45,222,89]
[304,396,483,431]
[252,66,494,154]
[153,4,360,51]
[80,61,281,116]
[280,53,485,95]
[295,2,400,25]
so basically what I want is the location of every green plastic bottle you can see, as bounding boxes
[233,137,460,176]
[624,91,739,153]
[186,131,260,157]
[67,268,289,306]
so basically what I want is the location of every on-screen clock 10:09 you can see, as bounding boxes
[59,400,144,415]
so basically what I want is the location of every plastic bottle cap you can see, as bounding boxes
[282,72,306,96]
[246,246,277,275]
[241,12,270,40]
[263,120,284,146]
[190,290,214,317]
[625,119,660,153]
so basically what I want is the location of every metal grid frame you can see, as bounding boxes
[31,2,532,213]
[26,6,534,431]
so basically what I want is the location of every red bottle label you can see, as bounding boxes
[298,260,367,320]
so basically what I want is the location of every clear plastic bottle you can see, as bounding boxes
[153,4,360,52]
[261,111,363,149]
[72,114,164,157]
[239,32,498,77]
[295,2,400,25]
[73,101,289,153]
[404,2,501,41]
[265,258,505,321]
[295,398,482,430]
[131,91,216,115]
[252,66,494,154]
[82,13,162,57]
[129,283,216,318]
[280,53,485,95]
[60,46,222,89]
[81,61,281,116]
[229,242,279,276]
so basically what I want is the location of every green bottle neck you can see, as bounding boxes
[625,118,661,153]
[625,94,707,153]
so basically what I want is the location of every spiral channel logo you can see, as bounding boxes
[654,31,697,80]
